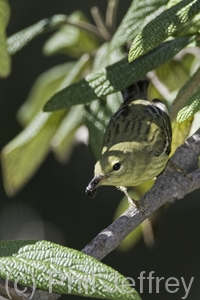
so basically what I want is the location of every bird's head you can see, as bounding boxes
[85,143,133,198]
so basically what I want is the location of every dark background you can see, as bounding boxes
[0,1,200,299]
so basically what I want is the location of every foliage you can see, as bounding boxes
[0,0,10,77]
[0,240,140,300]
[1,0,200,299]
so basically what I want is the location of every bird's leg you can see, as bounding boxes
[120,186,136,206]
[167,160,193,180]
[119,186,148,217]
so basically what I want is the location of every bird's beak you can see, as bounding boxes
[85,174,107,198]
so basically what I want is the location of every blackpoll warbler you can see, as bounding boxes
[86,79,172,207]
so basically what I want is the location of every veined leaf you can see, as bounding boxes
[177,86,200,123]
[110,0,167,50]
[43,11,98,58]
[7,15,67,55]
[0,240,141,300]
[175,12,200,36]
[128,0,200,62]
[167,0,181,9]
[44,36,195,112]
[0,0,10,77]
[1,111,66,196]
[93,43,125,71]
[58,53,92,91]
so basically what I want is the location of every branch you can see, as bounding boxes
[1,130,199,300]
[82,128,200,260]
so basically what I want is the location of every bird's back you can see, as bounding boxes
[103,79,171,156]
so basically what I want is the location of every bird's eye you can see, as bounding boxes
[113,163,121,171]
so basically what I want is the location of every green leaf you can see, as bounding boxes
[1,111,66,196]
[0,240,141,300]
[128,0,200,62]
[18,54,91,126]
[85,95,122,160]
[167,0,180,9]
[43,11,98,58]
[85,43,124,159]
[93,43,125,71]
[170,65,200,120]
[151,59,190,106]
[175,12,200,36]
[177,86,200,123]
[17,62,75,126]
[110,0,167,50]
[58,53,92,91]
[7,15,67,55]
[51,105,85,163]
[2,54,91,195]
[0,0,10,77]
[44,36,194,112]
[189,111,200,136]
[171,116,193,154]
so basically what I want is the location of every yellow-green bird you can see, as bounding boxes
[86,79,172,206]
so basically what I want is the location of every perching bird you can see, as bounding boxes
[85,79,172,208]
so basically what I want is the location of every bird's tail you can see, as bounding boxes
[121,78,149,103]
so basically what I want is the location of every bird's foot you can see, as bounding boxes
[120,186,148,218]
[168,160,193,180]
[129,198,149,218]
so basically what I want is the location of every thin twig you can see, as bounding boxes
[91,6,111,41]
[64,19,106,41]
[105,0,119,34]
[82,128,200,260]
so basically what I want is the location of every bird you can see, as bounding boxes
[85,78,172,210]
